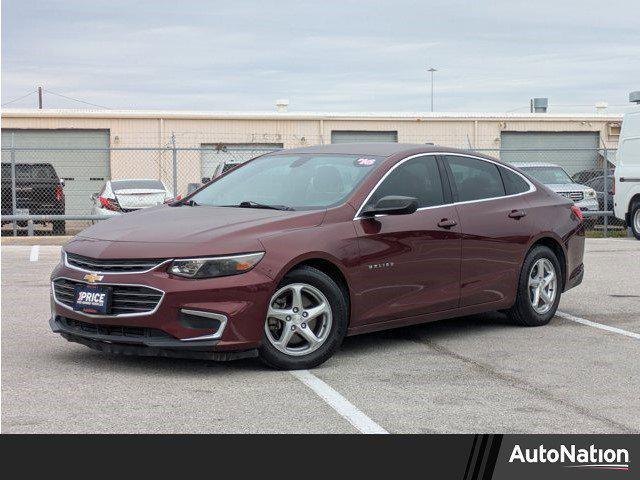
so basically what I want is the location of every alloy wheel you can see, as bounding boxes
[264,283,333,356]
[634,208,640,234]
[527,258,557,314]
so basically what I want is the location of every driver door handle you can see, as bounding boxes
[437,218,458,229]
[508,209,527,219]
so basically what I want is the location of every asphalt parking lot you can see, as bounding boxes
[1,238,639,434]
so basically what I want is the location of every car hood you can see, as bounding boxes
[545,183,591,192]
[67,205,325,258]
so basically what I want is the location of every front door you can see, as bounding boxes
[351,155,462,326]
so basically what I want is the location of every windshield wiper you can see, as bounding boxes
[235,200,295,211]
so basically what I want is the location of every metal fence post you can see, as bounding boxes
[603,148,608,237]
[10,133,18,237]
[171,133,178,199]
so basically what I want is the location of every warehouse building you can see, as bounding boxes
[1,108,622,214]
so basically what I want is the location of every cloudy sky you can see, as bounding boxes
[2,0,639,113]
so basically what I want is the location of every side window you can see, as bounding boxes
[366,156,444,209]
[500,166,530,195]
[445,156,505,202]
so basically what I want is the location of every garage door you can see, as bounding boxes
[200,144,283,181]
[331,131,398,144]
[500,132,599,176]
[1,129,110,215]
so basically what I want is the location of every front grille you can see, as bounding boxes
[558,191,584,202]
[66,252,166,273]
[53,278,163,316]
[58,317,172,339]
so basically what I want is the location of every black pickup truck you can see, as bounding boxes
[1,163,66,234]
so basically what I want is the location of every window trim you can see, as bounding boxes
[353,152,536,220]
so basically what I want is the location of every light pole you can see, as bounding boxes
[427,67,437,112]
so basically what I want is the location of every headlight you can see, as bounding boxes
[585,188,597,199]
[167,252,264,279]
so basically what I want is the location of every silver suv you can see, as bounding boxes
[511,162,598,212]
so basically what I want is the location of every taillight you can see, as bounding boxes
[55,185,64,202]
[611,177,615,195]
[570,205,584,222]
[98,196,122,211]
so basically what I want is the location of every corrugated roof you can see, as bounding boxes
[0,108,624,121]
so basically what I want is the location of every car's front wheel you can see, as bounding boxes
[631,201,640,240]
[508,245,562,326]
[258,266,348,370]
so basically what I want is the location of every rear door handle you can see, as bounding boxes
[508,209,526,219]
[437,218,458,229]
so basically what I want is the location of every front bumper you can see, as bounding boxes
[574,197,599,212]
[49,258,275,354]
[50,316,258,360]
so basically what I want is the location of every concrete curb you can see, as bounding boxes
[1,236,72,246]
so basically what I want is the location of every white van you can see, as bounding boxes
[614,108,640,239]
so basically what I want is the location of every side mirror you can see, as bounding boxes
[362,195,419,217]
[90,193,98,201]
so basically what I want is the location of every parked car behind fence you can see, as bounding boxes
[1,162,66,234]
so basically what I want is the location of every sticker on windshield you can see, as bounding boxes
[356,158,376,166]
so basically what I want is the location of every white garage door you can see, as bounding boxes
[500,132,600,176]
[331,131,398,144]
[1,129,110,215]
[200,144,283,181]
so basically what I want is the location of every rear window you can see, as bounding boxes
[444,156,505,202]
[500,167,530,195]
[111,180,165,190]
[1,163,58,180]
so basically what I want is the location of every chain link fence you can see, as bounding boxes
[0,141,624,237]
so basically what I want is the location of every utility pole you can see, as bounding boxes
[427,68,437,112]
[38,86,43,109]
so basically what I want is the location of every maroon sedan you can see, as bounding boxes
[50,144,585,369]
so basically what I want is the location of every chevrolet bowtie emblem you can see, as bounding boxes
[83,273,104,283]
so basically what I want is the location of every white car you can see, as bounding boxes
[511,162,599,212]
[613,108,640,239]
[91,179,173,218]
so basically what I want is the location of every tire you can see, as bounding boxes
[631,201,640,241]
[507,245,562,327]
[259,265,348,370]
[52,221,66,235]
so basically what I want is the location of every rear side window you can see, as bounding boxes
[366,156,444,209]
[500,167,530,195]
[444,156,505,202]
[1,163,57,180]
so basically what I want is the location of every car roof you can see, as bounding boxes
[510,162,561,168]
[267,142,478,158]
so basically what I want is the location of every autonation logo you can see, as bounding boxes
[509,444,630,471]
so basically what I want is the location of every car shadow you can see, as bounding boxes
[338,311,517,357]
[52,311,517,374]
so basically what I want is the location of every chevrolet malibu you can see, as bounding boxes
[50,144,585,369]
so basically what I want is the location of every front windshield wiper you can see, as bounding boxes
[233,200,295,211]
[171,199,199,207]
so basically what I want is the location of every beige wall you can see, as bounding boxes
[1,110,622,195]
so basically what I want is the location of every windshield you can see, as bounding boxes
[521,166,573,185]
[111,179,165,191]
[190,153,383,210]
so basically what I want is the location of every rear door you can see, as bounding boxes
[352,154,462,326]
[442,154,534,307]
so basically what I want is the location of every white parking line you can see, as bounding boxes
[29,245,40,262]
[556,310,640,340]
[290,369,388,434]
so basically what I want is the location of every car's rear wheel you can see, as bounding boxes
[52,220,66,235]
[258,266,348,370]
[508,245,561,326]
[631,201,640,240]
